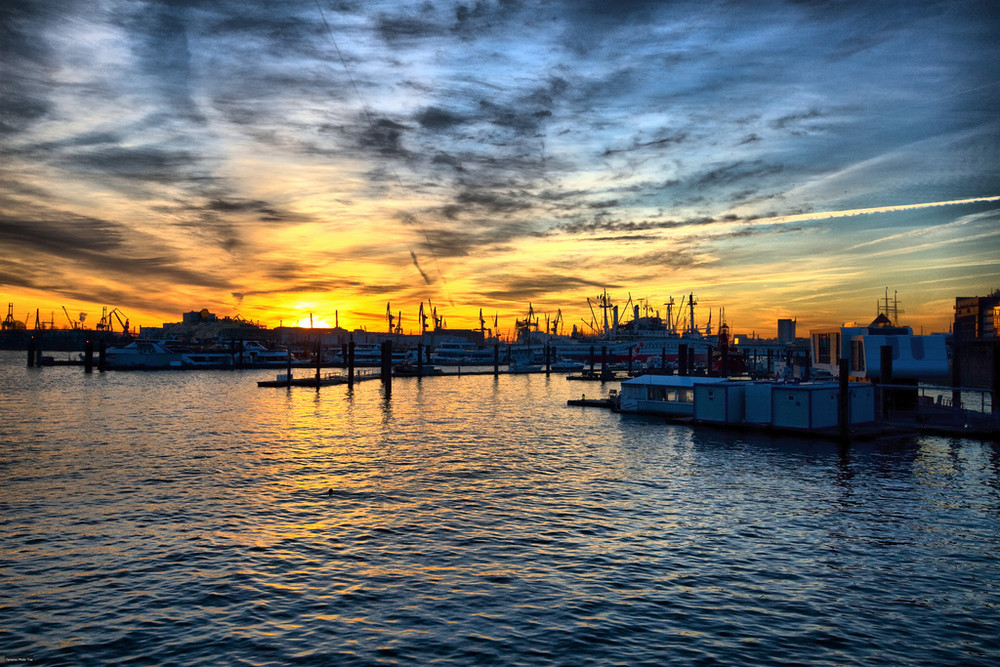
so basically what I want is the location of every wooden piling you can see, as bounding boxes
[993,343,1000,415]
[418,342,424,378]
[315,340,321,389]
[380,341,387,384]
[84,339,94,373]
[838,358,849,439]
[98,341,106,372]
[678,344,688,376]
[880,345,893,418]
[27,336,36,367]
[545,342,551,375]
[286,348,292,387]
[951,332,962,410]
[347,339,355,389]
[493,343,499,376]
[382,340,392,396]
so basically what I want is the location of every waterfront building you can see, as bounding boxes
[809,315,949,382]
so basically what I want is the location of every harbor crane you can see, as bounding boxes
[3,303,24,331]
[109,308,130,334]
[479,308,493,338]
[386,303,401,334]
[61,306,79,330]
[550,309,563,336]
[418,302,429,335]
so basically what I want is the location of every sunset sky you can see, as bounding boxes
[3,0,999,337]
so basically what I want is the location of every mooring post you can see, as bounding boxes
[545,342,551,375]
[84,339,94,373]
[992,342,1000,415]
[493,342,499,377]
[839,358,850,438]
[379,341,385,385]
[286,348,292,387]
[98,340,106,372]
[679,344,688,377]
[418,342,424,378]
[381,340,389,387]
[601,346,608,379]
[383,339,393,396]
[27,335,35,367]
[348,339,355,388]
[589,346,595,375]
[880,345,893,419]
[315,340,321,389]
[951,331,962,411]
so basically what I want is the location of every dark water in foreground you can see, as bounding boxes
[2,351,999,665]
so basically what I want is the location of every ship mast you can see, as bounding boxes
[688,292,697,335]
[664,296,675,335]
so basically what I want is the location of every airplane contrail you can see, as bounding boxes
[762,195,1000,226]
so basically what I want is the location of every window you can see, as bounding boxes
[851,340,865,372]
[816,333,831,364]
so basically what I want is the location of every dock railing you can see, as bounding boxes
[876,383,999,436]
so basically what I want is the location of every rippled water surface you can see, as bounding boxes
[2,351,999,665]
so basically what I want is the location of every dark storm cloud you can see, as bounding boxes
[232,278,358,301]
[0,212,229,289]
[58,146,203,183]
[0,214,129,255]
[0,1,60,134]
[358,117,410,157]
[602,132,690,157]
[417,226,512,258]
[415,107,469,130]
[0,92,51,135]
[482,272,611,302]
[693,161,785,189]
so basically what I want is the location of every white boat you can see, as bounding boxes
[345,344,412,366]
[550,358,584,372]
[508,361,542,373]
[241,341,298,366]
[104,340,185,369]
[180,352,234,368]
[430,341,496,365]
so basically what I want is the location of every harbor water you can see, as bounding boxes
[2,350,999,665]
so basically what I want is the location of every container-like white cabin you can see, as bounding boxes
[693,382,747,424]
[618,375,728,417]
